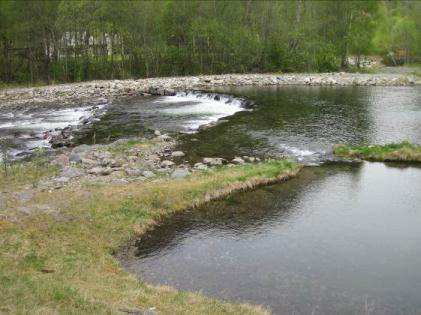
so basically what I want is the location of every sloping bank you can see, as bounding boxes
[1,72,419,109]
[0,159,300,314]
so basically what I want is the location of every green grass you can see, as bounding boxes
[333,141,421,162]
[0,155,59,190]
[0,159,300,314]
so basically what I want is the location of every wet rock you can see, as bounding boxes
[171,168,190,179]
[232,157,245,164]
[171,151,185,157]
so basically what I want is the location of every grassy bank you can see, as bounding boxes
[0,159,300,314]
[333,141,421,162]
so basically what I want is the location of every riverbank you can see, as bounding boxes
[333,141,421,163]
[1,72,419,110]
[0,134,300,314]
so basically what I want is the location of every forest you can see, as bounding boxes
[0,0,420,84]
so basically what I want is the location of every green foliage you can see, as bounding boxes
[0,0,419,84]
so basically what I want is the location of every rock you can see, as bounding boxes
[125,168,143,177]
[61,167,83,178]
[69,153,82,164]
[81,158,96,167]
[154,130,161,136]
[203,157,224,166]
[232,157,245,164]
[52,154,70,167]
[171,151,185,157]
[142,170,155,178]
[72,144,91,154]
[93,151,112,159]
[194,162,208,170]
[88,167,112,176]
[171,168,190,179]
[158,134,172,142]
[242,156,256,163]
[160,160,175,168]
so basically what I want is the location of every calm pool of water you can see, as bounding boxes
[123,163,421,314]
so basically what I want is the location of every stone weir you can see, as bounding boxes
[1,72,419,110]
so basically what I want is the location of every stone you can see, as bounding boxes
[194,162,208,170]
[61,167,83,178]
[243,156,256,163]
[81,158,96,167]
[232,157,245,164]
[125,168,143,177]
[52,154,70,167]
[72,144,91,154]
[160,160,175,168]
[88,167,112,176]
[69,153,82,164]
[154,130,161,136]
[203,157,224,166]
[171,168,190,179]
[158,134,172,142]
[171,151,185,157]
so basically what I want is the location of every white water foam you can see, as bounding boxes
[156,92,246,131]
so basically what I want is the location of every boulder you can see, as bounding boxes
[171,151,185,157]
[125,168,143,177]
[171,168,190,179]
[69,153,82,164]
[161,160,175,168]
[203,157,224,166]
[52,154,70,167]
[88,167,112,176]
[194,162,208,170]
[232,157,245,164]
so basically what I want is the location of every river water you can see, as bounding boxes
[119,86,421,314]
[2,85,421,313]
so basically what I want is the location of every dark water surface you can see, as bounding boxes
[120,85,421,314]
[123,163,421,314]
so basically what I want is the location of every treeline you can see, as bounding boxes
[0,0,420,84]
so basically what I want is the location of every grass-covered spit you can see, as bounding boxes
[333,141,421,162]
[0,158,300,314]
